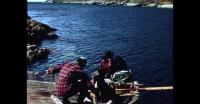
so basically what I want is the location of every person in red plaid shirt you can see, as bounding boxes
[92,51,123,104]
[47,57,92,104]
[99,51,114,78]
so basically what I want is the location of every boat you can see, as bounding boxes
[112,80,140,104]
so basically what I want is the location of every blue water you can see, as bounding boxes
[27,3,173,104]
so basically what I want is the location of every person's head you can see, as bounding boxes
[102,51,113,60]
[76,57,87,68]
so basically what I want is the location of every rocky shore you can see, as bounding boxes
[45,0,173,9]
[27,16,58,64]
[27,80,55,104]
[27,80,79,104]
[86,1,173,9]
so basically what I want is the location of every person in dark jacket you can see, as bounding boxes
[92,51,123,104]
[111,55,128,74]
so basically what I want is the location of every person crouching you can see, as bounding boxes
[47,57,92,104]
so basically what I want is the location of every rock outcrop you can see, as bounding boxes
[27,16,58,64]
[27,18,58,45]
[27,44,50,64]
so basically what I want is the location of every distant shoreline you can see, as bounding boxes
[28,1,173,9]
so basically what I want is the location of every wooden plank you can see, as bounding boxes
[116,86,173,91]
[119,92,139,96]
[139,86,173,91]
[50,95,63,104]
[113,82,144,86]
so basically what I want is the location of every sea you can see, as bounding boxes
[27,2,173,104]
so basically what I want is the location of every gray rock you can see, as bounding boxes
[27,47,50,64]
[27,44,37,51]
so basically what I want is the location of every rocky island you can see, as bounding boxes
[44,0,173,9]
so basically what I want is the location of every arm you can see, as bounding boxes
[47,64,63,74]
[108,59,112,67]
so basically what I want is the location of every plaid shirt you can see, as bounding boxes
[48,62,87,97]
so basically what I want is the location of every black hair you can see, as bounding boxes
[102,51,113,60]
[77,57,87,67]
